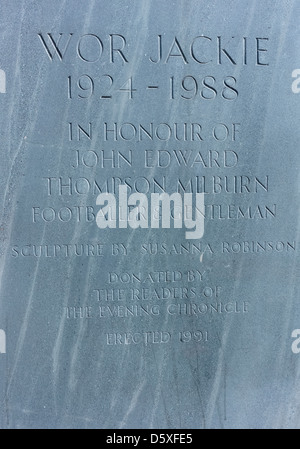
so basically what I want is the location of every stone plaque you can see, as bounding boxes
[0,0,300,429]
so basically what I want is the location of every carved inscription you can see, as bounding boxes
[9,30,297,347]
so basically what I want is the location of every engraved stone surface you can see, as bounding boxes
[0,0,300,429]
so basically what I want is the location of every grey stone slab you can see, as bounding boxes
[0,0,300,429]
